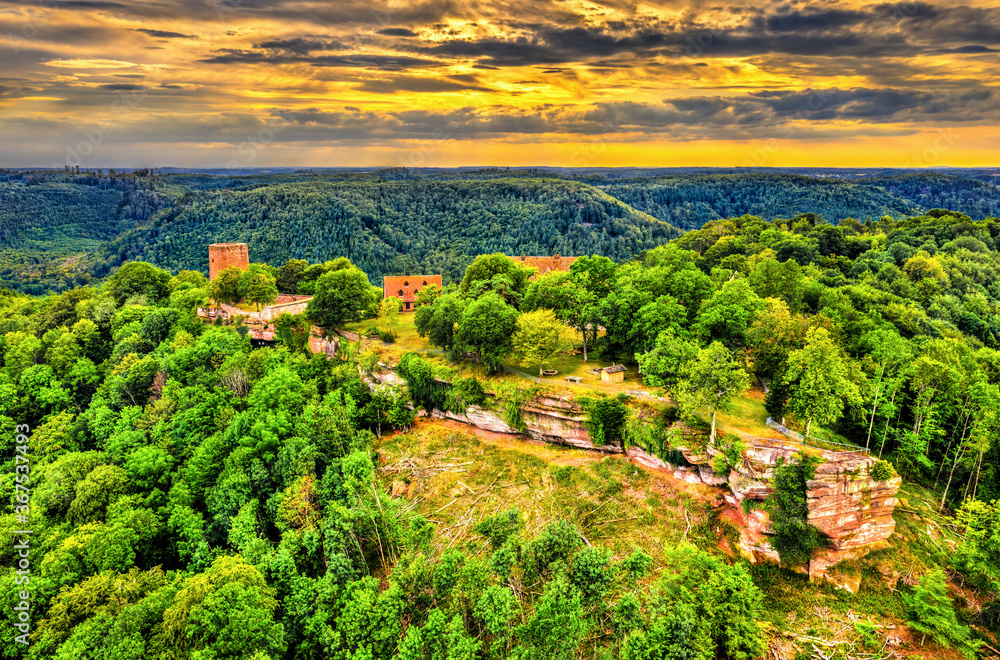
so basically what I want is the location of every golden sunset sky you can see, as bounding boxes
[1,0,999,167]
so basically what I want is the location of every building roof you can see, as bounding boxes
[603,364,627,374]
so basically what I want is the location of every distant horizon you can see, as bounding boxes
[7,165,1000,174]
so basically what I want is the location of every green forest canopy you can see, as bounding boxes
[4,202,1000,657]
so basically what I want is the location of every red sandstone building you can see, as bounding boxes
[510,254,578,280]
[383,275,443,311]
[208,243,250,280]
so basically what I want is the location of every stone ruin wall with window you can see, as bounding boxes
[383,275,443,311]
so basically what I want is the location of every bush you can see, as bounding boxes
[581,394,630,447]
[444,377,487,414]
[854,621,879,649]
[379,330,396,343]
[711,434,745,479]
[766,453,828,567]
[870,459,896,482]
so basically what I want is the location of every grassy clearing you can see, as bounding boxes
[377,420,979,659]
[375,418,716,561]
[351,314,653,397]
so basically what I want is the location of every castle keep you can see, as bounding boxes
[208,243,249,281]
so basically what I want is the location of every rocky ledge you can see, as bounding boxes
[676,438,901,585]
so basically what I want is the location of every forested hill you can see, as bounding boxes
[3,167,1000,293]
[594,172,1000,231]
[91,178,678,284]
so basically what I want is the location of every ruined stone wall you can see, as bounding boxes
[510,255,579,280]
[259,299,311,321]
[208,243,249,280]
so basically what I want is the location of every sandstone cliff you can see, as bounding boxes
[677,438,901,585]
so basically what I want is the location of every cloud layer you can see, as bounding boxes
[1,0,998,166]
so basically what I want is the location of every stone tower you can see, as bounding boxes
[208,243,249,280]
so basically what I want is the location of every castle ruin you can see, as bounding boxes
[209,243,249,280]
[510,254,579,280]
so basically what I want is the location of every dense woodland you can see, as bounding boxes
[4,200,1000,657]
[0,262,773,660]
[4,168,1000,294]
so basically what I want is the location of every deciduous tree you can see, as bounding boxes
[512,309,575,375]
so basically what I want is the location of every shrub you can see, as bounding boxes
[494,383,537,433]
[581,394,630,447]
[711,433,746,479]
[444,377,487,414]
[766,453,828,568]
[870,459,896,482]
[854,621,879,649]
[525,519,583,576]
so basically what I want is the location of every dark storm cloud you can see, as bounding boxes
[941,45,997,53]
[201,48,442,71]
[269,86,997,143]
[97,82,146,90]
[377,28,419,37]
[253,38,346,55]
[401,3,1000,67]
[356,75,491,93]
[758,8,865,32]
[133,28,196,39]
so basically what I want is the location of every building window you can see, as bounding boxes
[404,281,409,287]
[423,280,428,286]
[405,302,411,310]
[398,289,404,296]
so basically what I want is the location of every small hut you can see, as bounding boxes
[601,364,627,384]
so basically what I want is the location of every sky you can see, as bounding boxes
[1,0,999,168]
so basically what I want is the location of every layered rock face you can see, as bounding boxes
[367,371,620,452]
[806,456,901,579]
[679,438,901,582]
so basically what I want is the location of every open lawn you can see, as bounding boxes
[376,418,717,561]
[349,314,865,450]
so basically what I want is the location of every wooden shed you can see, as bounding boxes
[601,364,627,384]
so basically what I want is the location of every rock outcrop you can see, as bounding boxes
[364,364,899,581]
[365,370,620,452]
[806,457,901,580]
[679,438,901,584]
